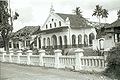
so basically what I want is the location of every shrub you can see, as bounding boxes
[105,44,120,79]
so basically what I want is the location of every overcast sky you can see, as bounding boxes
[10,0,120,32]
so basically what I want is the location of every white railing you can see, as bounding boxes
[59,56,75,69]
[20,55,28,64]
[43,55,55,67]
[0,49,107,72]
[30,55,39,65]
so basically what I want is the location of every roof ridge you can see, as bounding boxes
[56,13,75,15]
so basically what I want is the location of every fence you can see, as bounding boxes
[0,49,107,72]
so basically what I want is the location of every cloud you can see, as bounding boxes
[17,7,33,23]
[11,0,120,32]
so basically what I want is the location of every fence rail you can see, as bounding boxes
[0,49,107,72]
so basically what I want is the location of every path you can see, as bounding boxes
[0,62,111,80]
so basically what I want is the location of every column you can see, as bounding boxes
[19,41,22,49]
[27,50,32,65]
[17,50,22,64]
[9,50,14,63]
[39,50,45,66]
[54,49,62,68]
[37,37,39,49]
[75,49,84,70]
[104,48,109,68]
[2,51,6,62]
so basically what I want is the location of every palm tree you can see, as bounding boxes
[102,9,109,23]
[117,10,120,19]
[92,5,103,24]
[73,7,82,17]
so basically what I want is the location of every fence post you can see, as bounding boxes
[104,48,110,68]
[75,48,84,71]
[54,49,62,68]
[9,50,14,63]
[2,51,6,62]
[27,50,32,65]
[39,50,45,66]
[17,50,22,64]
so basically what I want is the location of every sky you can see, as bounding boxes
[10,0,120,32]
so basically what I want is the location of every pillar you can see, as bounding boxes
[75,48,84,70]
[54,49,62,68]
[104,48,110,68]
[9,50,14,62]
[27,50,32,65]
[39,50,45,66]
[17,50,22,64]
[2,51,6,62]
[37,37,39,49]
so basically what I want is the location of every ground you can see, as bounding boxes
[0,62,112,80]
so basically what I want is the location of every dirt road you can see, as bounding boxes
[0,62,111,80]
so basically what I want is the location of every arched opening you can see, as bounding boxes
[38,37,41,48]
[47,37,50,49]
[59,21,61,26]
[84,34,88,47]
[72,35,76,48]
[99,39,104,50]
[54,22,56,27]
[43,38,46,49]
[78,34,82,48]
[59,36,62,48]
[50,23,52,28]
[52,35,57,49]
[89,33,95,46]
[64,35,67,48]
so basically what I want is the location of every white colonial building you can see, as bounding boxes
[34,8,97,50]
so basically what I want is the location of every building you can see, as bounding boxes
[33,7,97,51]
[9,26,40,50]
[104,19,120,46]
[93,19,120,51]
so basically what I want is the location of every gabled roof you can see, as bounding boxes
[14,26,40,36]
[56,13,91,28]
[108,19,120,28]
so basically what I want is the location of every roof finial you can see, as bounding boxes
[50,3,55,13]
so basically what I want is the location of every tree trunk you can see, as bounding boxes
[3,37,9,52]
[98,16,101,25]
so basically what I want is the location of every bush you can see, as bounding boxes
[105,44,120,79]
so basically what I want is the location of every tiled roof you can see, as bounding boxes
[108,19,120,28]
[56,13,91,28]
[14,26,40,36]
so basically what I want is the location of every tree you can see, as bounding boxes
[105,44,120,79]
[92,5,103,24]
[117,10,120,19]
[0,1,19,51]
[73,7,82,17]
[102,9,109,23]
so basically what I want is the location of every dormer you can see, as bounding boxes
[65,17,70,26]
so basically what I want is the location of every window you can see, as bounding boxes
[54,22,56,27]
[46,25,48,29]
[59,21,61,26]
[64,35,67,48]
[72,35,76,47]
[52,19,54,21]
[9,42,12,48]
[50,24,52,28]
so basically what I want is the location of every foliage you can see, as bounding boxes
[102,9,109,23]
[92,5,109,23]
[105,44,120,79]
[73,7,82,17]
[117,10,120,19]
[0,1,19,51]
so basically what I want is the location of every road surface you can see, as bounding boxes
[0,62,111,80]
